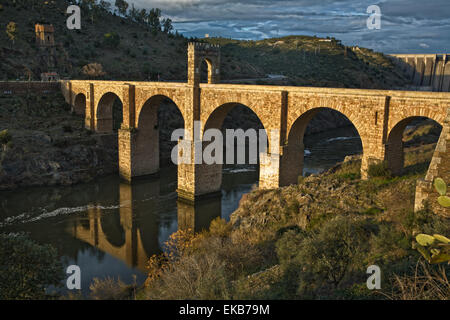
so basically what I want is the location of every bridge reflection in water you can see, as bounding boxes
[68,180,222,272]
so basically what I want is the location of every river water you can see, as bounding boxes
[0,127,362,295]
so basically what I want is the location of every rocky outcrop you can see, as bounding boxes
[0,93,117,190]
[0,133,117,190]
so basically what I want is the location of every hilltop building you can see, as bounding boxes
[35,24,58,79]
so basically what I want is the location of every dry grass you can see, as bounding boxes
[385,261,449,300]
[143,229,266,300]
[89,277,137,300]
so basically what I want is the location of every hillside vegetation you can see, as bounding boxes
[0,0,409,88]
[137,149,449,300]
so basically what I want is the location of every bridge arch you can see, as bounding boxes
[202,102,268,191]
[200,94,274,142]
[286,107,364,182]
[100,212,126,248]
[387,97,446,135]
[188,42,220,85]
[73,93,86,116]
[96,92,123,133]
[204,102,265,131]
[385,116,442,175]
[203,102,268,150]
[133,95,185,177]
[200,58,215,84]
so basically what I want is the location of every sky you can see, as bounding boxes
[113,0,450,53]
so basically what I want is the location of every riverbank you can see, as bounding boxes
[0,136,447,299]
[0,93,118,190]
[138,144,449,300]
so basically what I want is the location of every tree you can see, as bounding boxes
[138,9,148,24]
[83,0,98,24]
[129,4,139,22]
[0,233,64,299]
[99,0,111,12]
[115,0,129,16]
[6,22,17,46]
[148,8,161,32]
[162,18,173,33]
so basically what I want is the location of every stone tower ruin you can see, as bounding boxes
[35,24,56,72]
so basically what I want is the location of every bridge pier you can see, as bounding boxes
[118,127,160,182]
[119,183,138,267]
[177,195,222,233]
[259,144,303,189]
[177,139,223,201]
[85,83,95,130]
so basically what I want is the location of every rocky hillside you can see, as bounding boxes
[141,146,449,300]
[0,0,409,89]
[205,36,409,89]
[0,93,117,190]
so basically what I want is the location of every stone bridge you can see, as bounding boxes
[61,43,450,216]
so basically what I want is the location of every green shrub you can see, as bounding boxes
[103,32,120,48]
[275,216,379,299]
[368,161,391,178]
[0,129,12,145]
[0,233,64,299]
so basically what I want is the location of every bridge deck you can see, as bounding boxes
[62,80,450,99]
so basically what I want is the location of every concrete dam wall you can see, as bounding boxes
[389,54,450,92]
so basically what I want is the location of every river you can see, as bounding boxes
[0,126,362,295]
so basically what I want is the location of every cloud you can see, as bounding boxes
[112,0,450,53]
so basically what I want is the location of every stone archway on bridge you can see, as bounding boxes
[200,59,214,84]
[188,42,220,85]
[96,92,123,133]
[73,93,86,116]
[385,117,443,175]
[286,107,364,184]
[132,95,185,178]
[201,102,269,193]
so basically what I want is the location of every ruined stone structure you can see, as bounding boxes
[35,24,57,72]
[389,54,450,92]
[61,43,450,214]
[35,24,55,46]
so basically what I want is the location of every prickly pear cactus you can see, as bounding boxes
[434,178,450,208]
[413,233,450,264]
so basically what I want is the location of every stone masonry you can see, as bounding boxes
[61,43,450,212]
[389,54,450,92]
[415,107,450,217]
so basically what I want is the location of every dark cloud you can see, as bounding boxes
[114,0,450,53]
